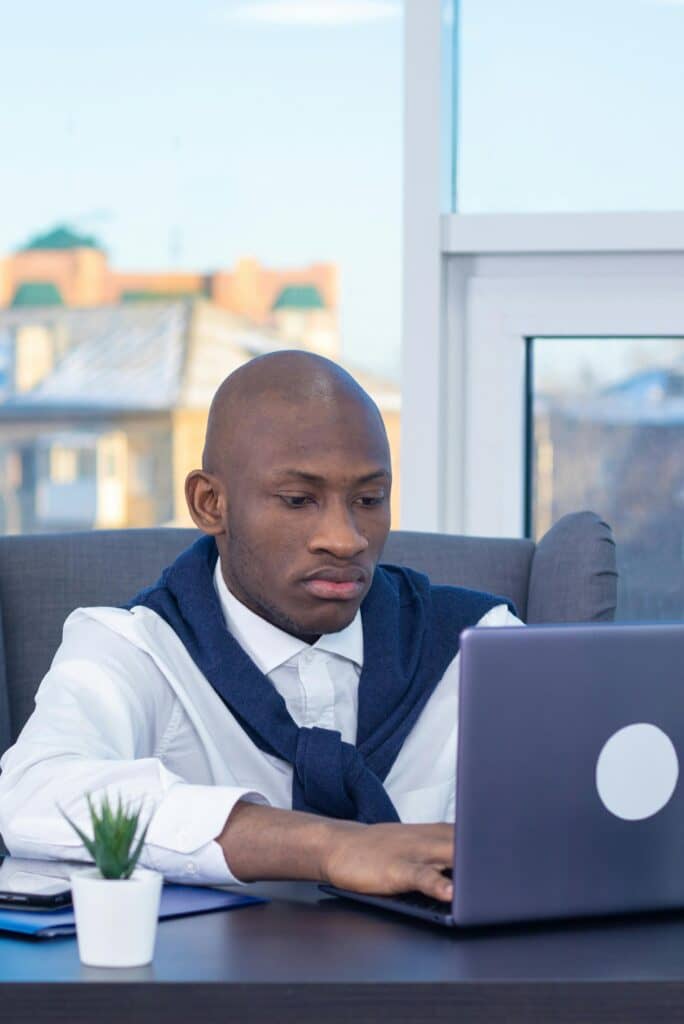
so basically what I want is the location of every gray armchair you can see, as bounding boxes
[0,511,616,756]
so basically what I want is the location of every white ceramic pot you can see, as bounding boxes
[70,867,163,967]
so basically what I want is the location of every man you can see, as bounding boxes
[0,352,520,903]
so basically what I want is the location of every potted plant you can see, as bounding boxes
[62,793,162,967]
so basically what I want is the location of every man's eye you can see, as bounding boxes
[279,495,313,508]
[356,495,385,507]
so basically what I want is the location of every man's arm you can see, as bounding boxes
[0,612,256,885]
[217,801,454,902]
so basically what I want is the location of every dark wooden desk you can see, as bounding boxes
[3,881,684,1023]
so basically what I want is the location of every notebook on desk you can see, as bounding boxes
[323,622,684,928]
[0,882,265,938]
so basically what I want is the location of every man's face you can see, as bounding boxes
[217,396,391,641]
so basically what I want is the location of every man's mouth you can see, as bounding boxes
[301,567,367,602]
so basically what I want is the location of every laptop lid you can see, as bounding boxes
[453,623,684,926]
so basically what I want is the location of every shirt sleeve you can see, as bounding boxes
[475,603,525,628]
[0,611,267,886]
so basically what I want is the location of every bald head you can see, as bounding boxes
[186,350,392,641]
[202,350,387,476]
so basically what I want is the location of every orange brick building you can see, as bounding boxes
[0,226,338,353]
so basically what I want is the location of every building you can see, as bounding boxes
[0,301,401,534]
[0,226,339,358]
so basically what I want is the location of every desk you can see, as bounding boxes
[2,881,684,1023]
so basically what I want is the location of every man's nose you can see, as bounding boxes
[308,501,369,559]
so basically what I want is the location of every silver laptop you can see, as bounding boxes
[322,623,684,926]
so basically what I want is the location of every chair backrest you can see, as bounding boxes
[0,528,197,750]
[0,511,616,748]
[383,531,534,614]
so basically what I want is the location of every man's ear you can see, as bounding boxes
[185,469,226,536]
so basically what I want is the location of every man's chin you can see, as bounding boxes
[292,600,362,639]
[252,593,361,642]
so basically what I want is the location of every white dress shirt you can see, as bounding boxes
[0,562,521,884]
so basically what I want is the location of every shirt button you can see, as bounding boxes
[185,861,197,876]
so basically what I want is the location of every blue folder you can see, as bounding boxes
[0,883,266,938]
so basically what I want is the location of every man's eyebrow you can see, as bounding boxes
[355,470,390,484]
[271,469,390,485]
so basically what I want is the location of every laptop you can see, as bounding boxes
[321,622,684,927]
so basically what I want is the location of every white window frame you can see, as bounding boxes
[450,236,684,537]
[402,0,684,534]
[402,0,444,531]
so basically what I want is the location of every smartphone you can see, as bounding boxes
[0,856,73,909]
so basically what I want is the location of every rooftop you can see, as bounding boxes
[0,299,399,417]
[1,303,189,412]
[11,281,64,308]
[550,368,684,426]
[272,284,324,312]
[20,225,102,252]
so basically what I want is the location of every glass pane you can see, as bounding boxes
[453,0,684,213]
[529,338,684,621]
[0,0,402,533]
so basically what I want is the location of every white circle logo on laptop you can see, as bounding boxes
[596,723,679,821]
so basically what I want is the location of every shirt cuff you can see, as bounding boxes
[144,782,269,885]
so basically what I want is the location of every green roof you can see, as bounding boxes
[21,225,102,252]
[272,284,325,312]
[11,281,64,308]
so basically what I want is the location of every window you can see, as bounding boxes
[529,337,684,621]
[454,0,684,213]
[50,446,78,485]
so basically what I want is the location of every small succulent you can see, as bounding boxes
[61,793,150,880]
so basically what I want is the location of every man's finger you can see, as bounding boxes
[410,864,454,902]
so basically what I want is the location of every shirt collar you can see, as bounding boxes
[213,560,364,675]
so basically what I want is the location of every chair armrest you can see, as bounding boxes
[526,511,618,623]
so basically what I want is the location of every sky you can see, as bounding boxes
[457,0,684,214]
[534,338,684,395]
[1,0,683,380]
[0,0,403,376]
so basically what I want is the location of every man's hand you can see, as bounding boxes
[322,821,453,902]
[216,801,454,902]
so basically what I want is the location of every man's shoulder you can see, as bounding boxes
[54,605,189,693]
[62,603,175,653]
[64,604,136,634]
